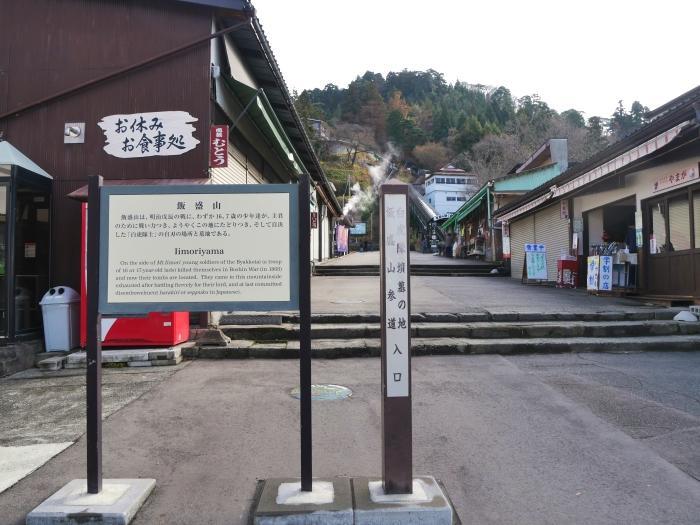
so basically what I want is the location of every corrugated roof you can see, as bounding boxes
[495,85,700,220]
[215,5,342,216]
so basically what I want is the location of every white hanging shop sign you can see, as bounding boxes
[98,111,200,159]
[652,164,698,193]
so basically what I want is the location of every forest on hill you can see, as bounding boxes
[294,69,649,190]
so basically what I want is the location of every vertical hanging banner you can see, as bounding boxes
[380,183,412,494]
[210,125,229,168]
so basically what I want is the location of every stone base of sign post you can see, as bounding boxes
[252,477,353,525]
[351,476,455,525]
[26,478,155,525]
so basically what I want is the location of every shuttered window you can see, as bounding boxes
[668,195,691,251]
[534,203,570,281]
[510,215,535,279]
[651,203,667,252]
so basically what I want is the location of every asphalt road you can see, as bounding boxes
[0,352,698,524]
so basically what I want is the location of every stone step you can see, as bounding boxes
[219,309,679,326]
[64,346,185,369]
[220,320,699,342]
[37,355,68,371]
[185,335,700,359]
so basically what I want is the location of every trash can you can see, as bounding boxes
[40,286,80,351]
[556,256,579,289]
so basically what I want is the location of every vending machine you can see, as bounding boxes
[79,203,189,347]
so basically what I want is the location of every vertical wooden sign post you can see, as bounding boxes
[298,173,313,492]
[380,183,412,494]
[86,174,103,494]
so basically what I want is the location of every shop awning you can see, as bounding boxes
[222,75,304,177]
[442,184,490,230]
[0,141,52,179]
[497,119,692,223]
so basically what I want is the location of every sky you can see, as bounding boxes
[252,0,698,119]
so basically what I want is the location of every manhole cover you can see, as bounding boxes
[290,384,352,401]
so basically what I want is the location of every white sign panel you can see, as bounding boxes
[598,255,613,291]
[101,187,297,313]
[383,193,409,398]
[587,256,600,290]
[652,164,698,193]
[98,111,199,158]
[525,243,547,280]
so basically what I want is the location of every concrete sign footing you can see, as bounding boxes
[251,476,456,524]
[253,477,353,525]
[26,478,155,525]
[353,476,454,525]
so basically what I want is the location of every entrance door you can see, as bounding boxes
[12,179,50,335]
[0,183,8,337]
[645,185,697,297]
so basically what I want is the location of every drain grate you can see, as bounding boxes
[290,384,352,401]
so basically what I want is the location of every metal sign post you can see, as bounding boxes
[298,173,313,491]
[380,183,412,494]
[86,175,103,494]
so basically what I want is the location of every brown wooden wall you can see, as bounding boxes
[0,0,214,289]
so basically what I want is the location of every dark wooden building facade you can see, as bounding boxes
[0,0,340,297]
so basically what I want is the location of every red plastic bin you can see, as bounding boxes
[79,202,190,348]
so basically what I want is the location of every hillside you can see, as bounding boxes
[294,69,649,226]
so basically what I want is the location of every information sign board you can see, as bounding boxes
[350,223,367,235]
[525,243,547,280]
[99,185,299,314]
[598,255,613,291]
[587,256,600,290]
[383,193,410,398]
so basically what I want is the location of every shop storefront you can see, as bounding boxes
[497,86,700,297]
[0,142,52,341]
[643,175,700,298]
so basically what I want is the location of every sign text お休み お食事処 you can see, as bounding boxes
[383,193,409,398]
[99,185,298,314]
[98,111,199,159]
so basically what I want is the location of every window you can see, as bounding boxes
[651,202,667,253]
[447,196,456,201]
[436,178,445,184]
[668,195,691,251]
[457,196,466,201]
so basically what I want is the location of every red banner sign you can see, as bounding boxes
[209,125,228,168]
[310,212,318,229]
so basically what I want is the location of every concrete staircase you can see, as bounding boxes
[185,310,700,359]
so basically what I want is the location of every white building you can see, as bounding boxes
[424,165,479,217]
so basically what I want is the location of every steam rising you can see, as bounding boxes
[342,145,397,217]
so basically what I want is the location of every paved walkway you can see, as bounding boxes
[310,274,656,315]
[317,250,486,266]
[1,354,698,524]
[310,251,665,315]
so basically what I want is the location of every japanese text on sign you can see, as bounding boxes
[587,256,600,290]
[653,165,698,193]
[525,244,548,280]
[210,125,228,168]
[98,111,199,159]
[104,191,291,308]
[383,193,409,397]
[598,255,613,291]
